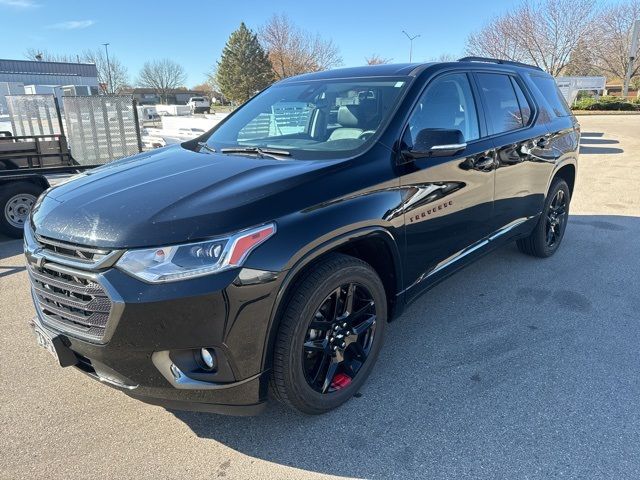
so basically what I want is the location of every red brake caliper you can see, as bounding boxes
[331,373,352,390]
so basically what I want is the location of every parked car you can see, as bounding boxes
[25,58,578,415]
[187,96,210,114]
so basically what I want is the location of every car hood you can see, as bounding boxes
[32,145,345,248]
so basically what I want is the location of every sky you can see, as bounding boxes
[0,0,622,87]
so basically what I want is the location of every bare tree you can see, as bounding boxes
[466,0,597,76]
[259,14,342,80]
[429,53,457,62]
[563,39,602,76]
[466,15,527,63]
[365,54,392,65]
[590,1,640,81]
[82,49,129,94]
[136,59,187,104]
[25,47,129,93]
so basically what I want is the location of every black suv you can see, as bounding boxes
[25,58,578,415]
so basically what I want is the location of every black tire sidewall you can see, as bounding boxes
[280,259,387,413]
[536,179,571,257]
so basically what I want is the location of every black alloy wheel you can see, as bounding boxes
[302,282,377,394]
[517,177,571,258]
[271,253,387,414]
[545,189,568,248]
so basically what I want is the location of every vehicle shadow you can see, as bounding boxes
[172,214,640,479]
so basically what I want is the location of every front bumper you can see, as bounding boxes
[27,241,283,415]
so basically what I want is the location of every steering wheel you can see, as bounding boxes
[358,130,376,141]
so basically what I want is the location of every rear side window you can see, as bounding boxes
[476,73,524,135]
[529,74,571,117]
[510,77,532,125]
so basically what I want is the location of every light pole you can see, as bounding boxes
[102,43,112,94]
[402,30,420,63]
[622,19,640,98]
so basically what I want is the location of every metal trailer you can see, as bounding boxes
[0,131,97,238]
[0,93,144,237]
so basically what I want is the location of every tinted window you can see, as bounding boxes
[529,74,571,117]
[476,73,523,134]
[408,73,479,144]
[511,77,532,125]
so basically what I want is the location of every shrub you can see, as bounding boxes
[571,96,640,111]
[573,98,596,110]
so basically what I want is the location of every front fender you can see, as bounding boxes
[259,224,403,373]
[244,180,405,372]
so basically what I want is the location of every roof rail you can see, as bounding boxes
[457,56,543,72]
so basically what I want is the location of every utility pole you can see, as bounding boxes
[622,19,640,98]
[402,30,420,63]
[102,43,112,95]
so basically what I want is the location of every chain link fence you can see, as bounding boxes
[62,95,142,165]
[5,95,62,137]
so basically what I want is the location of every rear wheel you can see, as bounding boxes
[271,254,387,414]
[0,182,43,238]
[517,178,570,258]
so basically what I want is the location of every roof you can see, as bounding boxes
[279,63,428,83]
[0,58,98,78]
[279,58,546,84]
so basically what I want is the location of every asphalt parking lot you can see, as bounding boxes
[1,115,639,479]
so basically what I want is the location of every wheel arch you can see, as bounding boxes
[261,226,403,372]
[0,175,50,191]
[548,161,576,197]
[552,162,576,196]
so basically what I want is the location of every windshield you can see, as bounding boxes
[204,77,409,159]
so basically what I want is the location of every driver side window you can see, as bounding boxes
[408,73,480,145]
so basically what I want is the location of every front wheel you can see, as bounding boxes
[271,254,387,414]
[517,177,570,258]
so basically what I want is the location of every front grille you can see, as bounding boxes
[25,227,119,343]
[36,235,112,265]
[29,263,113,342]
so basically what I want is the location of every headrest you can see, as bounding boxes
[337,105,360,127]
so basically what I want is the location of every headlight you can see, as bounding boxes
[116,223,275,283]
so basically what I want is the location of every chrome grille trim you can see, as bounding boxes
[25,223,120,343]
[26,227,123,271]
[36,234,112,255]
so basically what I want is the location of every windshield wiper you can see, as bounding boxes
[220,146,291,159]
[197,142,216,154]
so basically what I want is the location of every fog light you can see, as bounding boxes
[200,348,217,371]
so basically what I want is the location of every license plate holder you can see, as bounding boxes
[30,318,77,367]
[32,322,59,363]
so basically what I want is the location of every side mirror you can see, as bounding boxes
[402,128,466,159]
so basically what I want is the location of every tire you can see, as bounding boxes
[271,253,387,414]
[517,177,570,258]
[0,182,43,238]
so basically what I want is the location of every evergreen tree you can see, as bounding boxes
[216,23,274,104]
